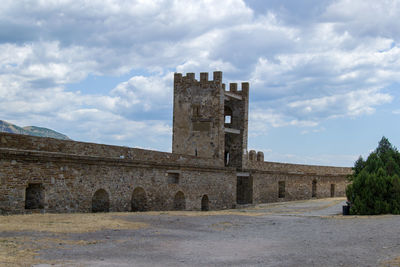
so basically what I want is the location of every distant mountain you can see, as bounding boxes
[0,120,70,140]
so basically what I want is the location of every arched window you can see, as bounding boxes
[131,187,147,212]
[92,189,110,212]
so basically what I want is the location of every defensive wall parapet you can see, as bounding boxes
[247,151,352,176]
[0,132,221,168]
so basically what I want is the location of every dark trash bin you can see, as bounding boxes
[342,205,350,215]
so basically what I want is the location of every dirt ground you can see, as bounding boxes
[1,198,399,267]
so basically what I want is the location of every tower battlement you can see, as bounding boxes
[174,71,248,98]
[222,82,249,98]
[174,71,223,87]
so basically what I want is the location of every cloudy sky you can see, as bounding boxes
[1,0,400,167]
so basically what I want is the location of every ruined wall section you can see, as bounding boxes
[172,72,225,165]
[223,82,249,169]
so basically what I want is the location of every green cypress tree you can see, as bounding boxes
[346,137,400,215]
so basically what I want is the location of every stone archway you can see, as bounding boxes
[173,191,186,211]
[92,189,110,212]
[131,187,147,212]
[201,195,209,211]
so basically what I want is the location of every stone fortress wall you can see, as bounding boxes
[0,133,236,214]
[246,151,351,204]
[0,71,352,214]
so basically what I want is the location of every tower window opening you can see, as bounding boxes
[224,106,233,125]
[225,152,230,166]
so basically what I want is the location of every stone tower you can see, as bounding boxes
[172,71,249,170]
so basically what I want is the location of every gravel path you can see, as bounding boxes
[24,198,400,266]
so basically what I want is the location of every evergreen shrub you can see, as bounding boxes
[346,137,400,215]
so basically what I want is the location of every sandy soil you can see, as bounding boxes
[1,198,399,267]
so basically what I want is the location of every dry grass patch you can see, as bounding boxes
[381,255,400,266]
[0,236,102,267]
[0,212,148,233]
[0,237,41,267]
[0,213,147,267]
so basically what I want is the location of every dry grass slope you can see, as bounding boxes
[0,213,147,233]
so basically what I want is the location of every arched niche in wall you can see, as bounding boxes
[201,195,209,211]
[131,187,147,212]
[173,191,186,211]
[25,183,45,209]
[92,189,110,212]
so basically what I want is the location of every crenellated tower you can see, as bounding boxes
[172,71,249,170]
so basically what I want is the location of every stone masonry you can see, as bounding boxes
[0,71,352,214]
